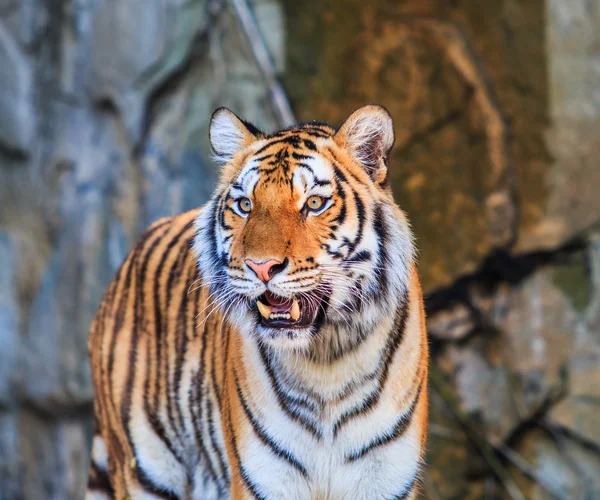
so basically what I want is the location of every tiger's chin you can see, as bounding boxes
[233,289,329,350]
[256,325,316,351]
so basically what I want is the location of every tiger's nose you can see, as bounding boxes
[244,258,288,283]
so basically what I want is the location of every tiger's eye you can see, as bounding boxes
[307,196,325,211]
[238,198,252,214]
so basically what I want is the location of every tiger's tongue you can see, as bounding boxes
[264,291,291,312]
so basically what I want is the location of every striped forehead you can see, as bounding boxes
[229,143,334,198]
[291,154,334,196]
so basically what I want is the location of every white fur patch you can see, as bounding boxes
[209,108,250,163]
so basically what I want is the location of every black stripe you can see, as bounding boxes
[346,188,365,255]
[328,149,368,186]
[205,197,227,271]
[301,129,330,138]
[389,476,417,500]
[348,250,371,263]
[172,263,192,433]
[372,203,390,296]
[87,460,114,495]
[122,225,185,470]
[210,321,223,411]
[198,315,227,479]
[254,136,302,156]
[345,380,423,462]
[226,399,267,500]
[312,323,372,364]
[119,224,168,423]
[254,153,274,162]
[218,196,232,231]
[135,463,181,500]
[296,162,315,176]
[259,340,323,411]
[189,306,221,486]
[237,165,260,187]
[241,119,264,137]
[332,166,347,224]
[153,222,195,449]
[234,369,309,478]
[333,293,410,437]
[119,223,186,497]
[206,394,230,483]
[108,220,169,406]
[258,344,322,439]
[303,138,317,150]
[292,152,313,161]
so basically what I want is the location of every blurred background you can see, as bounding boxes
[0,0,599,498]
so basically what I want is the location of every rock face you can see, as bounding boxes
[0,20,34,156]
[0,0,599,497]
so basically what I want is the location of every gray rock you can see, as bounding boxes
[0,233,18,406]
[89,0,208,141]
[512,428,600,499]
[549,234,600,448]
[0,0,48,47]
[0,411,19,498]
[427,302,475,341]
[20,186,111,411]
[440,268,580,441]
[0,20,34,155]
[138,5,284,226]
[440,338,519,441]
[19,409,92,500]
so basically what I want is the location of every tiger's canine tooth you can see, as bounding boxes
[290,299,300,320]
[257,301,272,319]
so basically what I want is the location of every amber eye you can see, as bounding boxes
[306,196,325,212]
[238,198,252,214]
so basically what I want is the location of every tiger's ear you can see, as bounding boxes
[334,105,395,184]
[209,108,262,163]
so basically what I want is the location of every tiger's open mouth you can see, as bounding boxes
[254,290,326,329]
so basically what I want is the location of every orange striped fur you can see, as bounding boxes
[87,105,428,499]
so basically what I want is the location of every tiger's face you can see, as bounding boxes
[194,105,415,350]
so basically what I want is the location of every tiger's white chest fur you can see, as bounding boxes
[230,296,424,500]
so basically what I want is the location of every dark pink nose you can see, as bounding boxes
[244,258,285,283]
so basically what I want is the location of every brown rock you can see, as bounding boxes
[281,0,555,291]
[425,387,488,499]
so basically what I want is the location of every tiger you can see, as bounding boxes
[86,104,429,500]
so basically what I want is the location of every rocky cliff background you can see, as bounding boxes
[0,0,599,498]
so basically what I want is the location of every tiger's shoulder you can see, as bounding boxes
[88,209,202,349]
[122,208,200,276]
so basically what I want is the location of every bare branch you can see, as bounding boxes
[229,0,296,127]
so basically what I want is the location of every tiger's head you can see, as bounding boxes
[194,105,415,351]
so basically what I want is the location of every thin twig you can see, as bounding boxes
[495,441,567,498]
[229,0,296,127]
